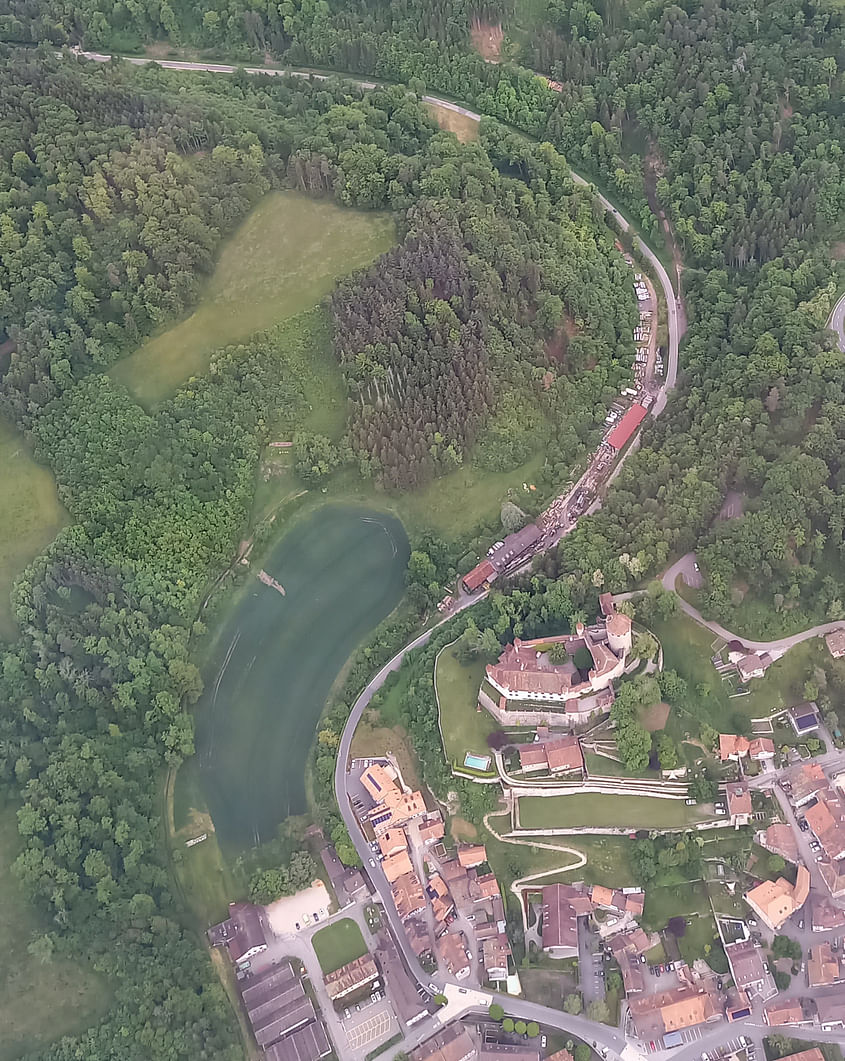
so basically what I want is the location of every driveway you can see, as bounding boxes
[578,916,605,1005]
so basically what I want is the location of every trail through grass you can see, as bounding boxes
[110,191,395,406]
[0,418,67,641]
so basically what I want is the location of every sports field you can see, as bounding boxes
[110,191,395,406]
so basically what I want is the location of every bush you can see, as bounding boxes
[575,1045,592,1061]
[527,1022,539,1038]
[489,1003,505,1022]
[502,1018,515,1033]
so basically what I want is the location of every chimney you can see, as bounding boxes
[576,621,585,637]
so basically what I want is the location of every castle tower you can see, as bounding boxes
[606,612,633,656]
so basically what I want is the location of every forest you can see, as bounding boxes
[0,0,843,1054]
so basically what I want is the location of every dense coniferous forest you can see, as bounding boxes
[0,0,843,1054]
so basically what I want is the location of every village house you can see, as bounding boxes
[819,857,845,899]
[825,629,845,660]
[756,823,799,863]
[418,816,445,845]
[788,701,820,735]
[813,895,845,930]
[763,999,811,1027]
[744,866,810,931]
[382,849,414,883]
[804,790,845,861]
[724,939,772,999]
[789,762,829,806]
[807,942,845,988]
[482,933,512,981]
[411,1023,477,1061]
[517,734,583,775]
[391,870,427,920]
[628,984,721,1042]
[725,783,753,827]
[378,829,407,858]
[479,1045,540,1061]
[817,996,845,1030]
[436,931,472,980]
[736,652,774,682]
[457,843,487,868]
[540,883,591,957]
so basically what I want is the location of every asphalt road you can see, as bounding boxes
[69,47,845,1060]
[828,290,845,354]
[662,553,845,652]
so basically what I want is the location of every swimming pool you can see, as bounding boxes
[464,752,491,771]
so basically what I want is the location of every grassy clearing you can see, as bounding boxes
[517,793,701,830]
[425,101,480,142]
[170,760,242,929]
[350,712,422,791]
[0,418,67,642]
[0,801,111,1061]
[484,828,635,894]
[311,918,368,974]
[584,751,655,780]
[651,611,819,734]
[435,643,499,765]
[110,191,395,407]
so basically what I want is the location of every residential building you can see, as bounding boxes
[788,702,819,735]
[719,734,750,762]
[378,829,407,858]
[591,884,645,917]
[382,849,414,883]
[749,737,776,761]
[410,1022,477,1061]
[457,844,487,868]
[482,933,512,980]
[208,902,267,964]
[427,872,454,925]
[609,928,651,959]
[817,995,845,1030]
[547,1051,575,1061]
[485,626,627,706]
[736,653,774,682]
[725,783,752,827]
[744,866,810,930]
[437,931,472,979]
[360,763,399,803]
[776,1050,824,1061]
[763,999,810,1027]
[618,953,645,995]
[756,823,798,863]
[517,735,583,775]
[265,1021,331,1061]
[819,857,845,899]
[807,942,845,987]
[369,788,427,835]
[479,1046,540,1061]
[805,791,845,861]
[825,629,845,660]
[628,984,720,1040]
[724,939,769,998]
[789,762,829,806]
[418,816,445,845]
[812,895,845,929]
[391,870,426,920]
[406,919,431,959]
[324,955,380,1002]
[725,988,752,1022]
[472,873,501,902]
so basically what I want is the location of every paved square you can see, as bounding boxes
[344,1002,396,1051]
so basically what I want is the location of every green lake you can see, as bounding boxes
[193,505,409,852]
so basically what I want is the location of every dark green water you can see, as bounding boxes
[193,505,409,852]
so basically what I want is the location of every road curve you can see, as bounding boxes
[662,554,845,652]
[829,289,845,353]
[74,50,683,410]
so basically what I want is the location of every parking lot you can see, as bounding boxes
[341,1000,397,1053]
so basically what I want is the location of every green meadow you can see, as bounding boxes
[110,191,395,407]
[0,419,67,641]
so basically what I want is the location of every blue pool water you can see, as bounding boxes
[464,752,491,770]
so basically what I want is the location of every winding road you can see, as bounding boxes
[662,554,845,653]
[71,47,845,1061]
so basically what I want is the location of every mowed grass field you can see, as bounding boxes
[311,918,367,974]
[435,642,498,765]
[110,191,396,407]
[0,418,67,642]
[0,802,111,1060]
[517,793,701,830]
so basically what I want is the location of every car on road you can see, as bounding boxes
[369,858,376,867]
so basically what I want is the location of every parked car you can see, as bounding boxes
[685,798,696,805]
[369,858,376,867]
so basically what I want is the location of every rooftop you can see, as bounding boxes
[264,1021,331,1061]
[324,955,379,1000]
[726,783,752,818]
[807,942,844,987]
[607,403,648,450]
[411,1023,477,1061]
[744,868,810,930]
[629,984,718,1037]
[457,843,487,868]
[764,999,805,1026]
[724,939,767,989]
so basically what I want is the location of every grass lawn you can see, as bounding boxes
[110,191,395,407]
[0,801,112,1061]
[0,418,67,642]
[651,611,821,735]
[169,760,242,928]
[435,643,499,765]
[485,830,635,894]
[517,793,701,830]
[584,751,656,780]
[311,918,368,974]
[425,101,480,142]
[350,711,422,792]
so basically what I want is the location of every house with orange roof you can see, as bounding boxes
[807,941,845,987]
[418,816,445,845]
[726,783,752,826]
[382,849,413,883]
[360,763,399,803]
[391,870,426,920]
[756,823,798,863]
[749,737,775,761]
[457,844,487,868]
[628,984,720,1041]
[744,866,810,930]
[378,829,407,859]
[719,734,750,762]
[764,999,810,1026]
